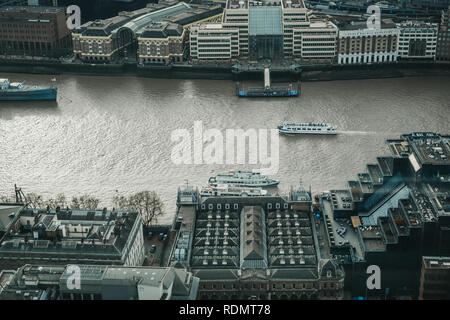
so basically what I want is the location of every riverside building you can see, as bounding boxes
[436,6,450,62]
[319,132,450,298]
[72,1,222,63]
[0,6,72,58]
[397,21,438,60]
[336,19,400,64]
[0,207,145,270]
[190,0,338,62]
[169,185,345,300]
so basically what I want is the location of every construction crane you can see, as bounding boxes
[14,184,27,204]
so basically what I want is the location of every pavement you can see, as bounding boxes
[143,230,176,267]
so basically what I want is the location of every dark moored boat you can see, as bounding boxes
[0,78,57,101]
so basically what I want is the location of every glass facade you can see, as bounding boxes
[249,7,283,60]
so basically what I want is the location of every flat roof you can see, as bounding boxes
[249,6,283,36]
[423,256,450,269]
[0,6,64,14]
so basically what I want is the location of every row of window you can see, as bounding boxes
[200,202,289,211]
[201,282,338,290]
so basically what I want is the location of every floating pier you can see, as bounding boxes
[236,68,300,97]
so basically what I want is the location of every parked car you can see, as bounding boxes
[149,245,156,253]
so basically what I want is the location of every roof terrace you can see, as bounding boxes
[367,164,383,185]
[282,0,305,9]
[387,139,410,158]
[227,0,248,9]
[389,208,409,236]
[407,132,450,166]
[423,256,450,269]
[348,180,363,202]
[359,226,386,252]
[398,198,422,227]
[378,216,397,244]
[358,173,374,194]
[411,188,437,222]
[329,190,353,211]
[377,157,394,177]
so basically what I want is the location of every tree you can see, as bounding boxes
[128,191,164,227]
[112,195,129,211]
[0,195,12,203]
[55,193,67,208]
[26,193,44,209]
[71,194,100,210]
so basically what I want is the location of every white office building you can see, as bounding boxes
[190,24,239,61]
[397,21,438,60]
[190,0,337,62]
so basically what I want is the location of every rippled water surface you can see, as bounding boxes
[1,73,449,223]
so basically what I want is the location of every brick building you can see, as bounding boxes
[436,6,450,62]
[0,6,72,58]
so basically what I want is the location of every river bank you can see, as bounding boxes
[0,58,449,82]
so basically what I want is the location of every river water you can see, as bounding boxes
[0,73,449,224]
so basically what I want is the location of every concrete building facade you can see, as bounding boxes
[337,20,400,64]
[0,264,199,300]
[419,256,450,299]
[191,0,337,62]
[190,23,239,61]
[0,208,145,270]
[397,21,438,60]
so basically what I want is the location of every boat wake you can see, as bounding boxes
[340,130,378,135]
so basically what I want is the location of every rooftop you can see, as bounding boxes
[249,6,283,36]
[406,133,450,166]
[0,208,141,261]
[0,6,64,14]
[227,0,248,9]
[359,226,385,252]
[74,2,222,37]
[336,18,398,31]
[282,0,305,9]
[423,256,450,269]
